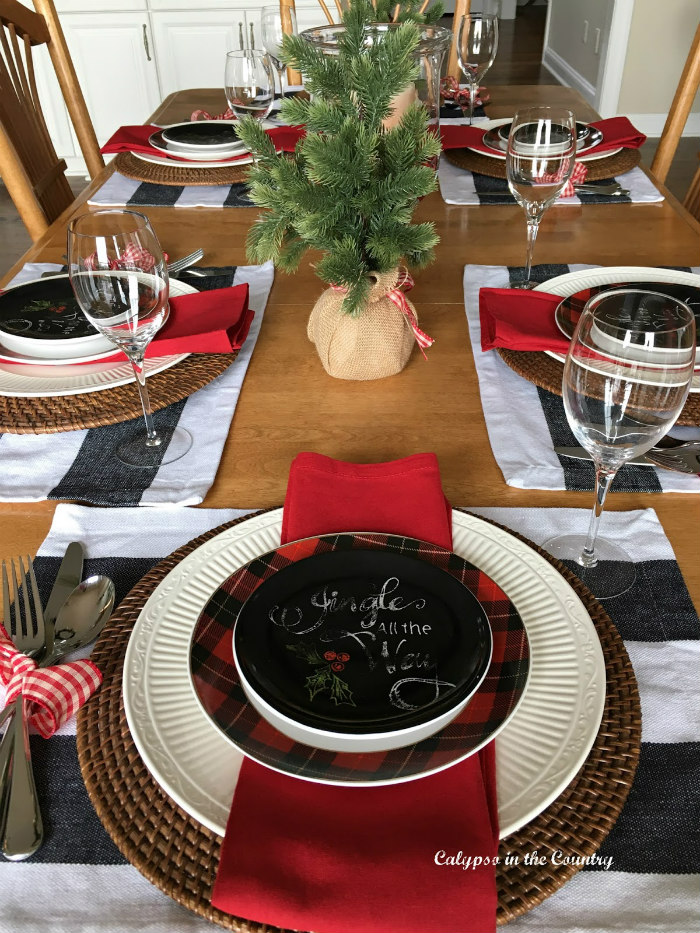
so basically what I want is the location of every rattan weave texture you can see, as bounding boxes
[0,353,236,434]
[496,348,700,426]
[114,152,251,187]
[443,146,641,181]
[77,510,640,927]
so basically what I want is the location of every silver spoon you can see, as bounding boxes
[0,575,115,860]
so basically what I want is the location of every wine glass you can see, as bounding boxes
[506,107,576,289]
[225,50,275,125]
[67,209,192,468]
[261,4,297,99]
[545,289,696,599]
[456,13,498,125]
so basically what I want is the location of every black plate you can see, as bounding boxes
[0,276,97,341]
[557,280,700,342]
[161,122,239,147]
[233,549,492,735]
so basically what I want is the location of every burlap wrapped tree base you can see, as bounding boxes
[308,269,416,380]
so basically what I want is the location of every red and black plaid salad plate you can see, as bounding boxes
[189,532,530,784]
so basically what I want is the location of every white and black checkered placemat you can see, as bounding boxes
[0,262,273,506]
[0,503,696,933]
[463,263,700,493]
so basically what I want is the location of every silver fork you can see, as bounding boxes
[0,558,45,860]
[166,248,204,276]
[644,442,700,474]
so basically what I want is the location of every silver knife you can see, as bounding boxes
[554,446,656,467]
[0,542,84,858]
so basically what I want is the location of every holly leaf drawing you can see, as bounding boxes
[305,667,333,701]
[287,642,325,665]
[329,674,355,707]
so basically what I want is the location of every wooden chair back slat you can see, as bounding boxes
[650,22,700,186]
[447,0,471,82]
[683,156,700,222]
[280,0,302,86]
[0,0,103,242]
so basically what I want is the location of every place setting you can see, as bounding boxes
[0,209,273,506]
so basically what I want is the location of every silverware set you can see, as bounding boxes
[0,544,115,860]
[555,440,700,474]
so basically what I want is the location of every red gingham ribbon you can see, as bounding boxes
[191,108,235,121]
[331,269,434,359]
[539,161,588,198]
[440,77,491,110]
[83,244,167,273]
[0,624,102,738]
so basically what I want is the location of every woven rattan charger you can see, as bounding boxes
[0,352,237,434]
[77,509,641,928]
[497,348,700,426]
[115,152,251,187]
[443,145,641,181]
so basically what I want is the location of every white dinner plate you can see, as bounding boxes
[148,130,247,162]
[132,149,255,169]
[0,279,196,397]
[538,266,700,392]
[468,118,622,163]
[123,508,606,839]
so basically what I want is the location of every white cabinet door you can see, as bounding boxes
[150,10,250,98]
[34,12,161,174]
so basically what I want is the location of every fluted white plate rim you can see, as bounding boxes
[539,265,700,392]
[0,279,196,396]
[123,508,606,839]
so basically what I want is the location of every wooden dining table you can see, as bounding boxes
[1,83,698,610]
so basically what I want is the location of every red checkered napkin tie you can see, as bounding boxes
[0,624,102,738]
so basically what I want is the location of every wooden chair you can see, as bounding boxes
[0,0,103,242]
[650,21,700,193]
[446,0,471,82]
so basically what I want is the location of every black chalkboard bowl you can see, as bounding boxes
[231,544,493,754]
[0,276,113,360]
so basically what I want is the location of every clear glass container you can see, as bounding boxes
[301,23,452,128]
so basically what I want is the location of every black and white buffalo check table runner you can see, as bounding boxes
[0,503,697,933]
[0,261,273,506]
[463,263,700,494]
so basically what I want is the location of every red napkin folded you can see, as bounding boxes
[440,116,646,157]
[76,284,254,366]
[479,287,568,353]
[212,452,499,933]
[100,124,304,160]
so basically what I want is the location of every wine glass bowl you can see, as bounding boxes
[225,50,276,123]
[67,209,192,468]
[545,288,697,598]
[506,107,576,289]
[260,4,296,97]
[456,13,498,125]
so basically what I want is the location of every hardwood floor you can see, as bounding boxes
[1,6,698,278]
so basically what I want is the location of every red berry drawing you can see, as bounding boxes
[323,650,337,661]
[331,661,345,672]
[337,652,350,662]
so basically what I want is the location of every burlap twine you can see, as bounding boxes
[307,269,415,381]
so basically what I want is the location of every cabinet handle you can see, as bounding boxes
[143,24,152,62]
[250,23,255,49]
[239,21,244,49]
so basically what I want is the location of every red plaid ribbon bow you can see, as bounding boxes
[332,269,434,359]
[440,77,491,110]
[191,108,235,121]
[0,624,102,738]
[83,244,166,273]
[539,161,588,198]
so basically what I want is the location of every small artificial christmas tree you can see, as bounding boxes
[234,0,441,321]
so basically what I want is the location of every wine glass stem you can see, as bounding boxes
[523,217,540,284]
[580,465,618,567]
[128,352,161,448]
[469,81,478,124]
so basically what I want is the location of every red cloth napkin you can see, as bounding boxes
[68,284,253,366]
[440,116,646,157]
[479,288,569,353]
[212,452,499,933]
[100,125,304,160]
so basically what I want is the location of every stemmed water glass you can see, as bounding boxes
[456,13,499,125]
[545,289,696,598]
[67,209,192,468]
[506,107,576,289]
[225,50,276,126]
[260,4,297,99]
